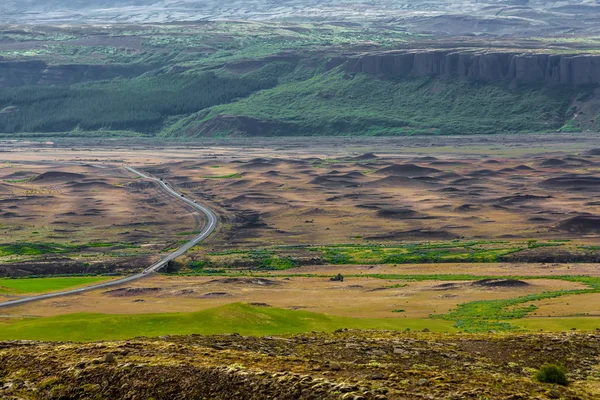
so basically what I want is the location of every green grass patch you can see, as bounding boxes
[431,275,600,332]
[0,276,114,295]
[0,243,79,257]
[0,303,455,342]
[85,242,116,248]
[518,317,600,332]
[202,173,242,179]
[202,240,584,269]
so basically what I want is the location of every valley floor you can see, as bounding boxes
[1,137,599,398]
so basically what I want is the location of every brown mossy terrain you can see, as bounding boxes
[1,331,600,399]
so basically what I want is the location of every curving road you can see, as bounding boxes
[0,166,218,309]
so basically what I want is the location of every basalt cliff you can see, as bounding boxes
[345,50,600,86]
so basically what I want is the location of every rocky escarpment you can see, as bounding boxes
[0,60,151,87]
[345,50,600,86]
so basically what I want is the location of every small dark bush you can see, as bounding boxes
[535,364,568,386]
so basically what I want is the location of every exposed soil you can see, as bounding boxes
[557,215,600,235]
[104,287,162,297]
[376,164,440,177]
[31,171,86,182]
[471,279,530,288]
[206,278,279,286]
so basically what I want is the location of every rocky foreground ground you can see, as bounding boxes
[1,330,599,399]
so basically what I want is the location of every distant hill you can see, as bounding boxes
[0,14,599,138]
[3,1,600,37]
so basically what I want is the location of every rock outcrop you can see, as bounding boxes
[345,50,600,86]
[0,60,151,87]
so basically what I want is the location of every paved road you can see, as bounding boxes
[0,166,218,309]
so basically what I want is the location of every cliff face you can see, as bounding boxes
[345,50,600,86]
[0,61,150,87]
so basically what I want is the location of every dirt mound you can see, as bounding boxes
[376,208,433,220]
[540,158,567,167]
[342,171,365,178]
[456,204,480,212]
[540,175,600,189]
[201,292,232,298]
[104,287,162,297]
[438,186,463,193]
[310,175,360,187]
[229,193,281,204]
[437,172,462,179]
[482,159,501,164]
[469,169,499,177]
[349,152,378,161]
[68,181,118,190]
[248,302,272,307]
[412,156,438,162]
[432,282,462,290]
[429,161,469,166]
[3,171,35,179]
[472,279,530,288]
[227,179,252,187]
[529,217,552,222]
[586,148,600,156]
[412,176,443,183]
[241,161,276,170]
[168,289,197,296]
[365,176,436,188]
[366,229,458,240]
[556,215,600,234]
[252,182,284,190]
[564,157,593,165]
[514,165,534,171]
[451,178,485,185]
[32,171,85,182]
[377,164,440,177]
[207,278,279,286]
[127,181,157,190]
[355,203,388,210]
[493,194,552,205]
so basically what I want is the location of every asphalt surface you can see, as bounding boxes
[0,166,218,309]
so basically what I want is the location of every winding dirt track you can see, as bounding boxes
[0,166,218,309]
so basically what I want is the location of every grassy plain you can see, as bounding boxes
[0,303,455,342]
[2,270,599,339]
[0,276,114,294]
